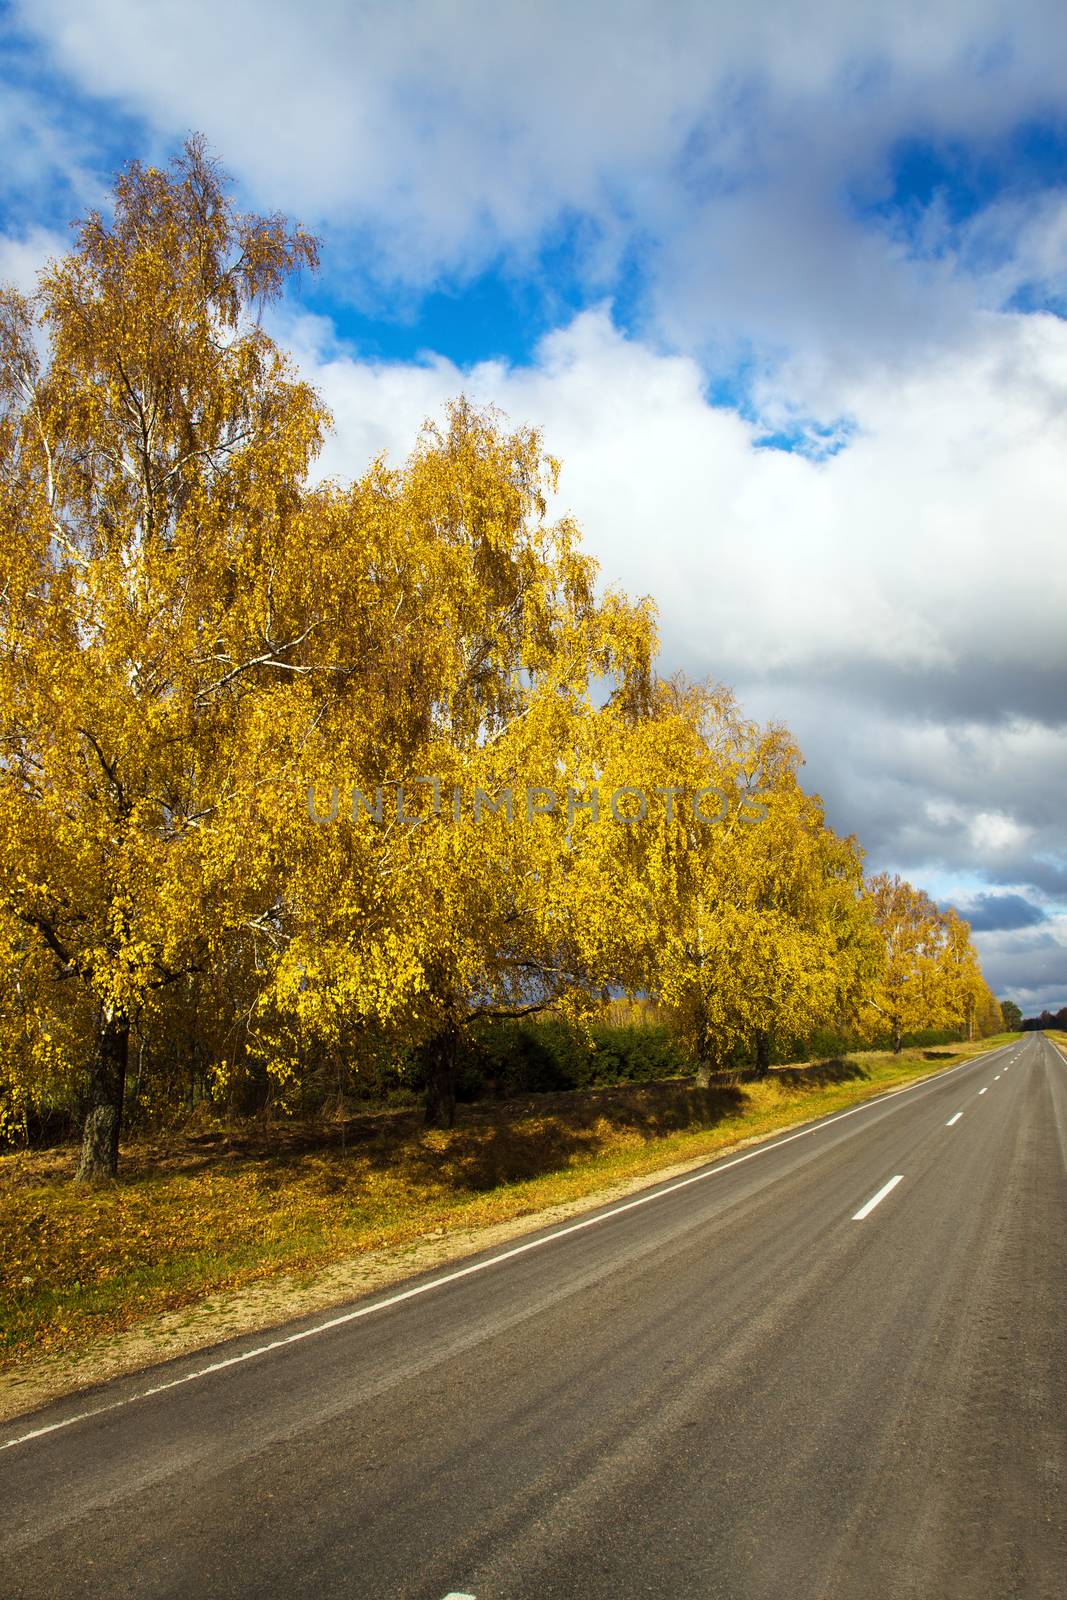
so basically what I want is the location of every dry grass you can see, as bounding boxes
[0,1035,1019,1376]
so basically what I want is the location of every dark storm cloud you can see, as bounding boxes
[944,892,1047,931]
[751,658,1067,734]
[974,925,1067,1012]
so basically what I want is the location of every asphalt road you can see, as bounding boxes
[3,1034,1066,1600]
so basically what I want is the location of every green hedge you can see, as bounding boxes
[450,1018,692,1100]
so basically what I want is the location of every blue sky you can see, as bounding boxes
[2,0,1066,1011]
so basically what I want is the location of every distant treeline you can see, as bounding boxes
[1020,1006,1067,1032]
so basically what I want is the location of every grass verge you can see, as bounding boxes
[1,1035,1019,1386]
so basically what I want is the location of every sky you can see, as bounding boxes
[1,0,1065,1013]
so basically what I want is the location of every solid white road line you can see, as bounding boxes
[946,1112,963,1126]
[852,1175,904,1220]
[0,1041,1016,1453]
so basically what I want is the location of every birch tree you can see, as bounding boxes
[0,139,326,1176]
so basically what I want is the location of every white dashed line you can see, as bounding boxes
[852,1175,904,1220]
[946,1112,962,1126]
[979,1087,988,1095]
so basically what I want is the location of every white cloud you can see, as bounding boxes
[285,302,1067,681]
[970,812,1031,855]
[0,226,66,294]
[13,0,1067,391]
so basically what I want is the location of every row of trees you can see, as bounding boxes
[0,141,1002,1178]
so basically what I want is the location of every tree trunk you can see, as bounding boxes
[76,1009,129,1182]
[692,996,713,1087]
[423,1023,458,1129]
[892,1020,902,1055]
[752,1028,771,1078]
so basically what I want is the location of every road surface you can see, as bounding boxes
[2,1033,1065,1599]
